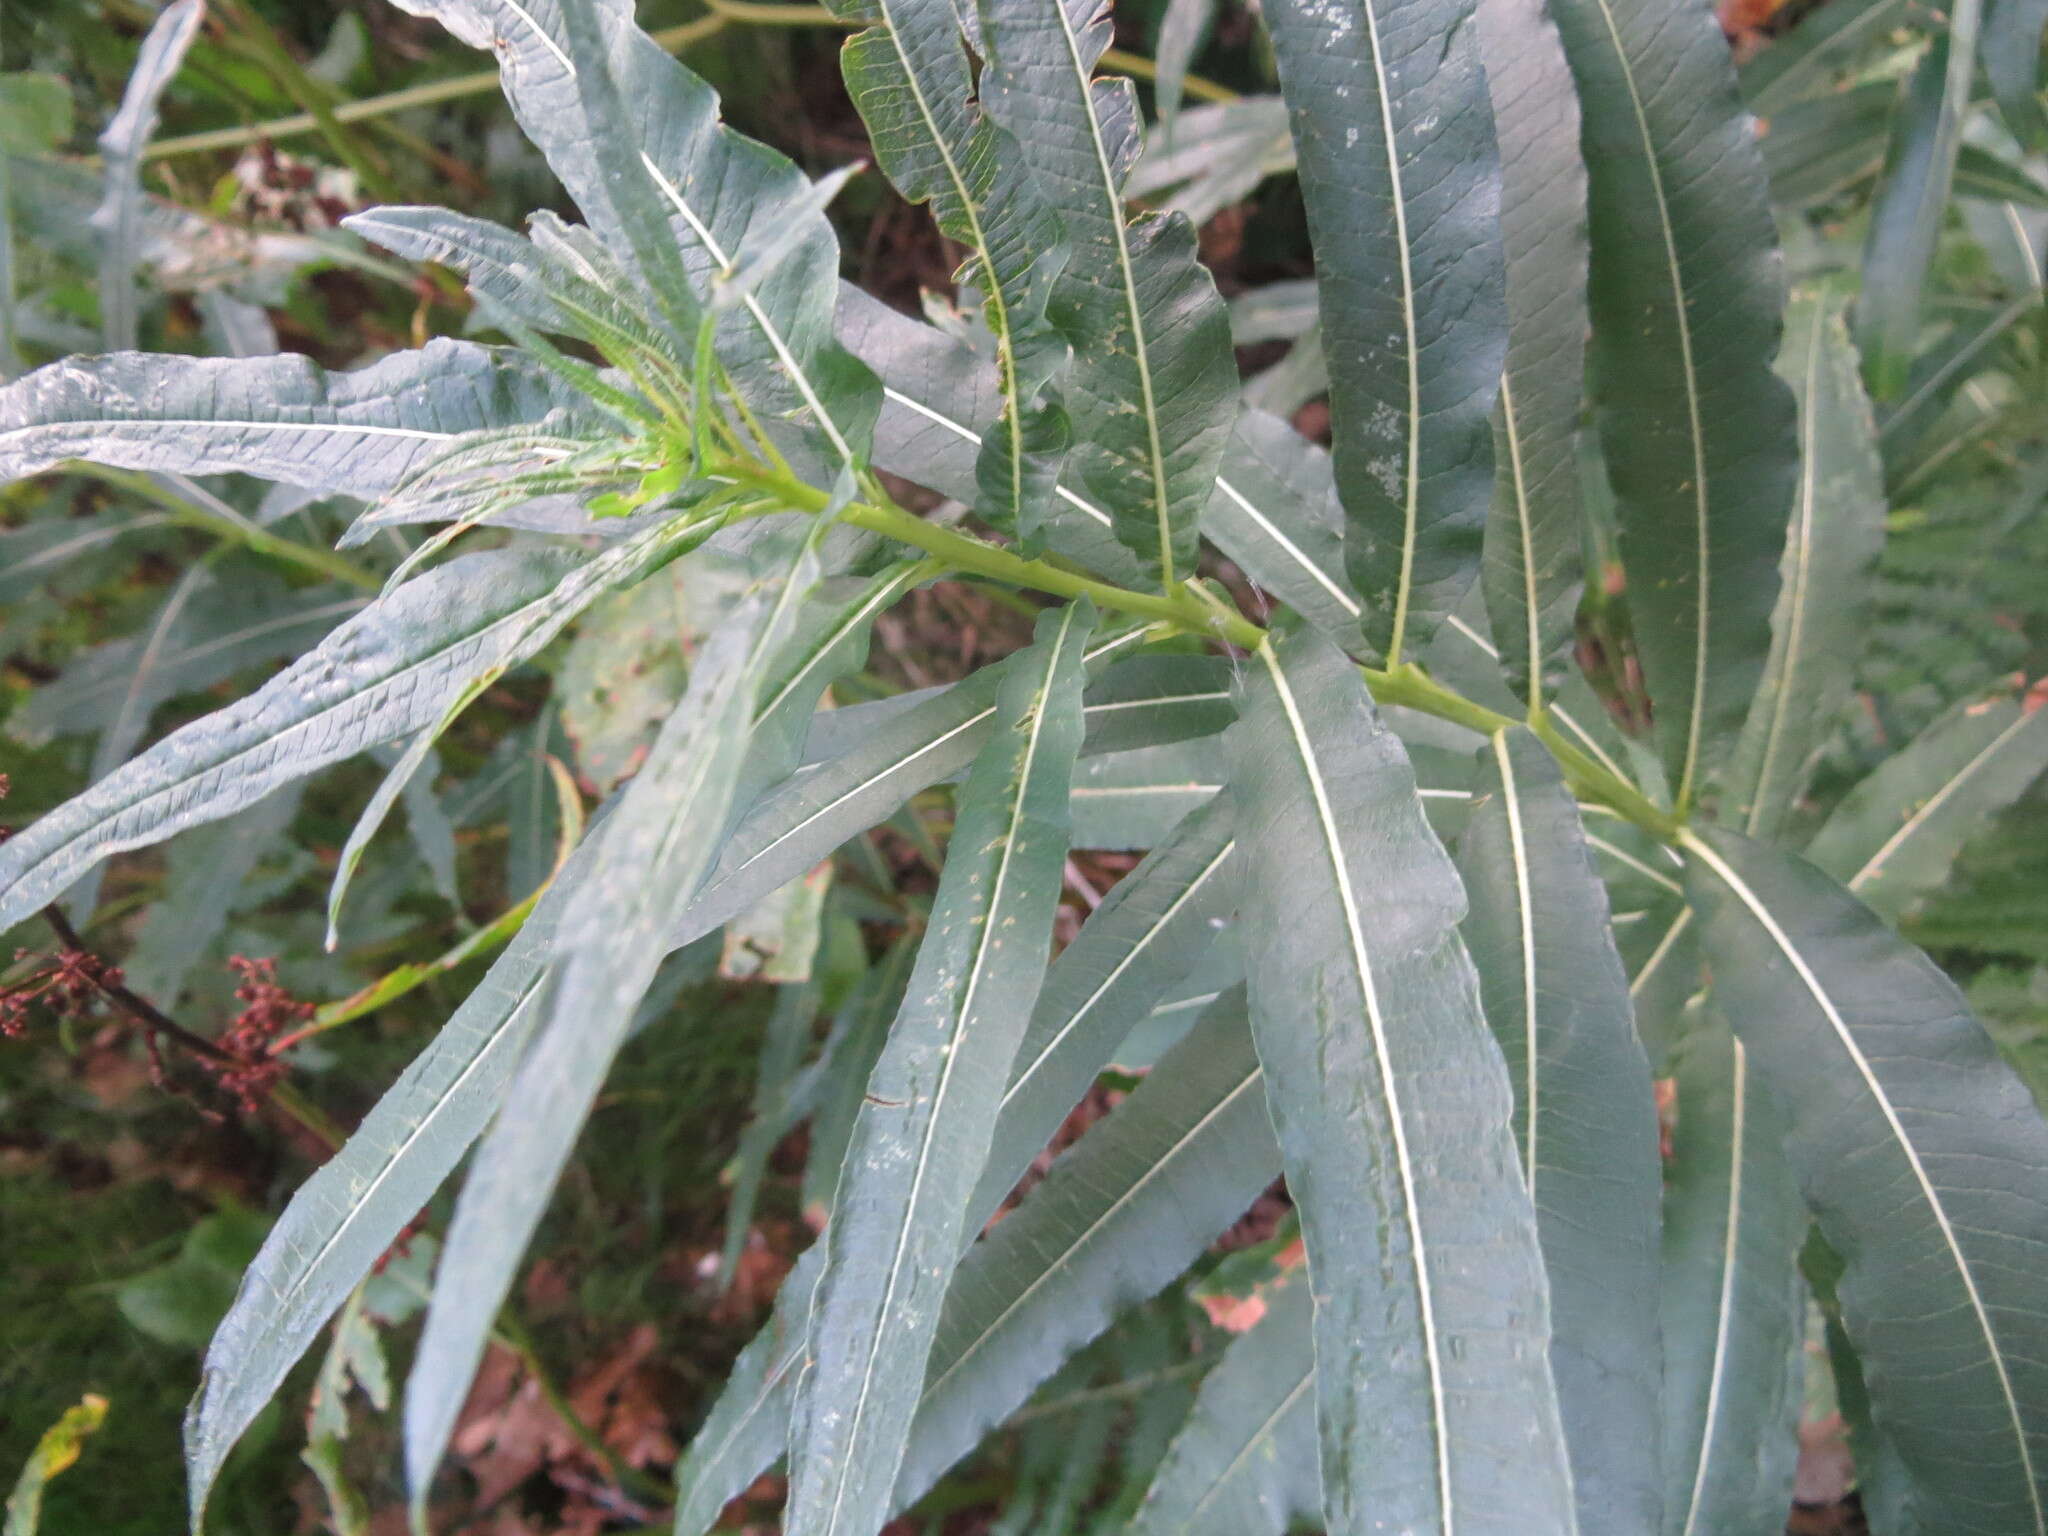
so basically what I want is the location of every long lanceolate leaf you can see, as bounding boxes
[0,542,609,931]
[190,566,923,1517]
[784,599,1095,1535]
[832,0,1071,536]
[1457,729,1662,1536]
[1474,0,1587,702]
[893,989,1279,1508]
[405,540,824,1502]
[1130,1275,1318,1536]
[1659,1012,1806,1535]
[1263,0,1507,665]
[1227,625,1573,1534]
[1550,0,1797,808]
[1803,694,2048,924]
[184,877,575,1520]
[1683,826,2048,1535]
[1858,13,1984,400]
[977,0,1238,587]
[670,791,1237,1534]
[1720,286,1885,841]
[92,0,202,352]
[0,341,597,496]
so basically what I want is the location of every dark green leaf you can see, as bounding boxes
[1659,1010,1807,1534]
[1683,825,2048,1535]
[1226,624,1573,1532]
[1551,0,1798,806]
[1475,0,1588,701]
[1721,285,1886,841]
[785,599,1096,1535]
[1264,0,1507,664]
[978,0,1239,586]
[1457,728,1663,1535]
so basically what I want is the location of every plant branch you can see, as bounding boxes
[36,905,349,1149]
[77,465,383,591]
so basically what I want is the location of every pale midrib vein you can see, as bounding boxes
[1588,0,1712,807]
[1747,306,1827,835]
[1184,1367,1315,1525]
[726,630,1139,881]
[920,1066,1266,1400]
[754,566,920,726]
[4,514,172,579]
[1680,1032,1747,1536]
[1492,732,1541,1192]
[1880,293,2036,442]
[2002,203,2043,290]
[1586,831,1684,896]
[1046,0,1178,583]
[106,564,209,778]
[1628,904,1692,1001]
[638,153,856,464]
[504,0,574,73]
[872,4,1031,512]
[817,605,1078,1535]
[1351,0,1424,663]
[1683,830,2044,1533]
[1000,838,1236,1110]
[1850,709,2035,893]
[3,417,459,448]
[1499,373,1544,683]
[1260,641,1453,1526]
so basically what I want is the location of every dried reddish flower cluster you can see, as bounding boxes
[208,955,315,1112]
[0,947,123,1037]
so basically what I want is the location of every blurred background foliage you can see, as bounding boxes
[1,0,2046,1530]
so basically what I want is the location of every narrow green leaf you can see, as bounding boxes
[185,879,571,1519]
[0,517,713,932]
[1475,0,1588,702]
[1226,624,1573,1533]
[1457,728,1663,1535]
[784,599,1096,1536]
[1153,0,1216,131]
[671,780,1233,1535]
[1804,693,2048,923]
[893,989,1280,1508]
[1683,825,2048,1535]
[1721,285,1886,841]
[0,341,598,495]
[1860,18,1985,399]
[91,0,202,351]
[978,0,1239,587]
[1659,1011,1806,1536]
[1263,0,1507,664]
[1551,0,1798,806]
[832,0,1072,536]
[1129,1277,1317,1536]
[404,540,823,1503]
[1984,0,2048,146]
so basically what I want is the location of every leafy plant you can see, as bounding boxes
[3,0,2048,1532]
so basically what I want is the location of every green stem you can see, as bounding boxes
[730,464,1684,839]
[80,465,382,591]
